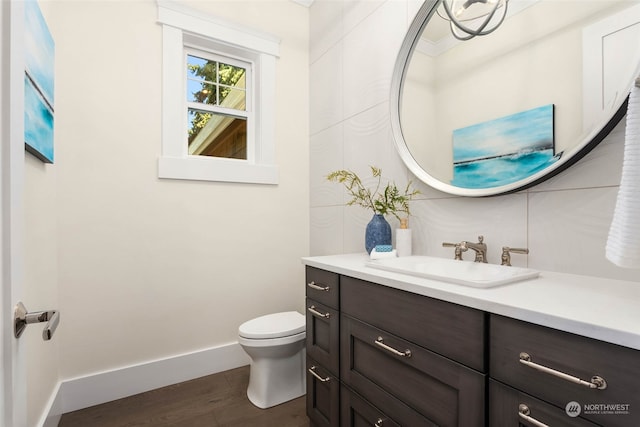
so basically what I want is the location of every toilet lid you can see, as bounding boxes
[238,311,305,339]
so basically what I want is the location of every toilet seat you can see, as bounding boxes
[238,331,305,348]
[238,311,305,339]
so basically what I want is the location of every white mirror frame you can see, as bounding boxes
[390,0,630,197]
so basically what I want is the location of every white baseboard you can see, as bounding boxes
[39,381,62,427]
[41,341,249,425]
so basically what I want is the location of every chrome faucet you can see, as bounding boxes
[500,246,529,266]
[442,242,464,260]
[443,235,487,263]
[460,235,488,263]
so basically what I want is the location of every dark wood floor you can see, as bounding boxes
[58,366,310,427]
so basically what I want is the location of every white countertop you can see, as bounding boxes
[302,253,640,351]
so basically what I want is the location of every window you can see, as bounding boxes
[157,0,280,184]
[186,52,250,159]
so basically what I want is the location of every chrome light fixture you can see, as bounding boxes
[438,0,509,41]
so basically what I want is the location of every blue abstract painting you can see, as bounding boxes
[451,104,559,189]
[24,0,55,163]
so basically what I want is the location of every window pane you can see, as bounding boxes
[188,108,247,160]
[187,55,214,81]
[219,87,246,111]
[187,79,217,104]
[219,62,246,89]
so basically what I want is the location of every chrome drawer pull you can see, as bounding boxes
[519,352,607,390]
[518,404,549,427]
[374,418,384,427]
[375,337,412,358]
[308,366,331,382]
[307,305,330,319]
[307,281,330,291]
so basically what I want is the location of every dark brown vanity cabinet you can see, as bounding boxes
[305,265,640,427]
[490,314,640,427]
[306,267,340,427]
[340,276,487,427]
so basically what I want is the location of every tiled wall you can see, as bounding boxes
[309,0,639,283]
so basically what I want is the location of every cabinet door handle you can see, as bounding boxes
[519,352,607,390]
[374,336,412,358]
[308,365,331,382]
[307,305,330,319]
[307,281,330,291]
[374,418,384,427]
[518,404,549,427]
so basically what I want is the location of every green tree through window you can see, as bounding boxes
[187,55,247,147]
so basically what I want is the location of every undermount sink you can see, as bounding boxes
[366,256,539,288]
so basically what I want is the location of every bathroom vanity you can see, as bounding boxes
[302,254,640,427]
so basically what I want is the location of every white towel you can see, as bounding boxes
[606,83,640,268]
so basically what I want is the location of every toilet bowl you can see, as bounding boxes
[238,311,306,409]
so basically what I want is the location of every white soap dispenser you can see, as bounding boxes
[396,218,412,257]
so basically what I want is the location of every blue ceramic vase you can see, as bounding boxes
[365,214,392,254]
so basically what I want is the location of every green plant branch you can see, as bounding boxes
[326,166,419,221]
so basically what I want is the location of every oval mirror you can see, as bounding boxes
[391,0,640,196]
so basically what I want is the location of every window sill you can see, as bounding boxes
[158,156,278,185]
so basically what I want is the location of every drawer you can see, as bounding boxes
[341,315,486,427]
[341,275,486,371]
[306,357,340,427]
[306,267,339,309]
[341,386,401,427]
[491,314,640,427]
[306,298,340,376]
[489,379,600,427]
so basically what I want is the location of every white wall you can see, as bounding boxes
[23,0,309,421]
[309,0,640,284]
[25,156,61,426]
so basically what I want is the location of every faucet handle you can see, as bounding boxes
[501,247,529,266]
[443,242,465,260]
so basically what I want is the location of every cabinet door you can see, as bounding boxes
[306,298,340,376]
[307,357,340,427]
[342,315,485,427]
[341,386,401,427]
[490,380,601,427]
[491,315,640,427]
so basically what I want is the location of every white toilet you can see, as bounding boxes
[238,311,306,409]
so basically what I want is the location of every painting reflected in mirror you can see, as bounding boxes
[391,0,640,196]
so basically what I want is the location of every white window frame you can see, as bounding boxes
[157,0,280,184]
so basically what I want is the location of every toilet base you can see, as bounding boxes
[246,347,306,409]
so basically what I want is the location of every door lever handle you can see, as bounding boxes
[14,302,60,341]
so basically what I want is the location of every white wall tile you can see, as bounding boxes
[309,0,343,64]
[342,0,385,36]
[310,43,344,134]
[310,123,344,207]
[310,206,345,255]
[343,101,403,177]
[528,187,639,281]
[342,0,407,118]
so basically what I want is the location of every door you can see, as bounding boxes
[2,1,28,425]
